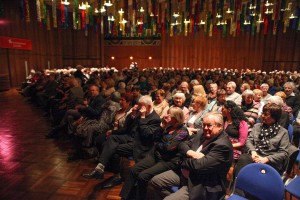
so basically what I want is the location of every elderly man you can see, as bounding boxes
[226,81,242,106]
[82,95,161,188]
[150,112,233,200]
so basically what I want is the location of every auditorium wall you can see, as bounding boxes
[0,0,299,87]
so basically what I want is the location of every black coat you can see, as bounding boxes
[179,130,233,200]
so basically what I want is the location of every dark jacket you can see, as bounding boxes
[179,130,233,200]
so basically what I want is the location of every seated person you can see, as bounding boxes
[81,95,161,187]
[151,112,233,200]
[233,103,289,181]
[153,89,169,119]
[119,107,189,200]
[186,95,208,135]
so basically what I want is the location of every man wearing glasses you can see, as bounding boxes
[150,112,233,200]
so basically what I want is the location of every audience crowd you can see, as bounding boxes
[20,65,300,200]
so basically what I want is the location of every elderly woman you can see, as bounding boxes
[153,89,169,119]
[233,103,289,179]
[222,100,248,160]
[170,92,190,122]
[120,107,189,200]
[241,89,260,128]
[186,95,208,135]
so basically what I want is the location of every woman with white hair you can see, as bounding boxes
[241,89,260,128]
[170,92,190,122]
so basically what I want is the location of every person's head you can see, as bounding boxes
[226,81,237,95]
[180,81,189,94]
[105,78,115,88]
[138,95,154,114]
[283,82,295,97]
[267,96,284,107]
[190,79,200,87]
[89,84,100,97]
[210,83,218,94]
[167,107,185,127]
[260,83,269,96]
[217,89,226,104]
[242,89,255,105]
[240,83,250,93]
[162,82,171,92]
[222,100,246,126]
[202,112,224,139]
[261,103,282,125]
[274,91,287,103]
[192,95,208,112]
[193,85,206,97]
[118,81,126,89]
[111,91,121,103]
[173,92,186,107]
[253,89,263,102]
[119,92,133,109]
[155,89,166,104]
[132,85,141,97]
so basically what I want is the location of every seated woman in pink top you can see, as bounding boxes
[222,100,249,161]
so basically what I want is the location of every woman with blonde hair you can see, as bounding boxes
[186,95,208,135]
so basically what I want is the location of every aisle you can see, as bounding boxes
[0,89,122,199]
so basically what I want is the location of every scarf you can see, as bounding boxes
[256,123,280,155]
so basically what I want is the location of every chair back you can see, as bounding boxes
[234,163,284,200]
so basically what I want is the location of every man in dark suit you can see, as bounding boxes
[82,95,161,188]
[151,111,233,200]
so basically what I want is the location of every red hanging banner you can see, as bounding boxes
[0,36,32,50]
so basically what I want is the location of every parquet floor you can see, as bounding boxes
[0,89,124,200]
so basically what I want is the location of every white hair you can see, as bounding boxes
[139,95,154,112]
[268,96,283,107]
[283,82,295,90]
[242,89,255,97]
[173,92,186,102]
[227,81,237,89]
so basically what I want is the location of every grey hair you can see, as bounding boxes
[173,92,186,102]
[260,83,269,88]
[268,96,283,107]
[242,89,255,97]
[227,81,236,89]
[168,107,184,126]
[190,79,200,86]
[139,95,154,112]
[203,111,224,126]
[283,82,295,90]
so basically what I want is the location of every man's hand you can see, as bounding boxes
[187,150,205,159]
[139,105,147,118]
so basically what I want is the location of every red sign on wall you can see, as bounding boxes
[0,36,32,50]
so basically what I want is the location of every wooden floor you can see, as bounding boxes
[0,89,124,200]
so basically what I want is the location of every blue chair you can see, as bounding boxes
[227,163,284,200]
[285,151,300,200]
